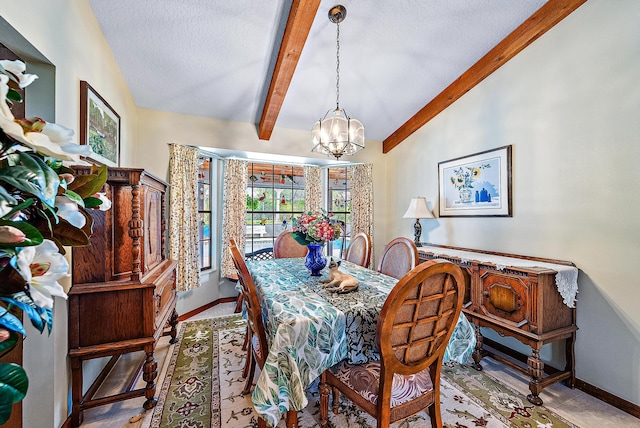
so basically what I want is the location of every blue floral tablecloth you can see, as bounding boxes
[245,258,475,427]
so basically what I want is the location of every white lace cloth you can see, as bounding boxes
[420,245,578,308]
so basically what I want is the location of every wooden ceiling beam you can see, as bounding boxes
[382,0,587,154]
[258,0,321,141]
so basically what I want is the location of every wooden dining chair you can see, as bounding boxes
[230,239,299,428]
[274,230,309,258]
[319,259,465,428]
[343,231,372,268]
[229,240,270,399]
[377,237,419,279]
[234,247,275,314]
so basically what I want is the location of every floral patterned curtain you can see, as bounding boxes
[168,144,200,292]
[304,166,322,213]
[221,159,248,278]
[349,163,375,267]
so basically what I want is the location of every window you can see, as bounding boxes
[327,166,351,258]
[197,156,212,270]
[245,163,305,254]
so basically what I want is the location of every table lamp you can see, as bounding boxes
[402,197,434,247]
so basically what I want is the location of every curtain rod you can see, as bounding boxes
[224,157,363,169]
[167,143,226,160]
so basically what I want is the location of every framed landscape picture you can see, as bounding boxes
[80,81,120,166]
[438,145,512,217]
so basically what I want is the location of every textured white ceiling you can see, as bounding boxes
[89,0,547,142]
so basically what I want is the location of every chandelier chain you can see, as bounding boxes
[336,21,340,110]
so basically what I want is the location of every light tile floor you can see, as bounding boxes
[79,302,640,428]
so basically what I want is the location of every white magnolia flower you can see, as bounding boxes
[16,239,69,309]
[94,192,112,211]
[0,59,38,88]
[0,74,91,163]
[55,195,87,229]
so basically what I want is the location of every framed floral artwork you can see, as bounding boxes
[438,145,512,217]
[80,81,120,166]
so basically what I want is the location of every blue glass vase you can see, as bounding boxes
[305,242,327,276]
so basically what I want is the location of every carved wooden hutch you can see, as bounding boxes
[418,244,577,405]
[68,167,178,427]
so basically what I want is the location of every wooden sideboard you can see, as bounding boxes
[69,167,178,427]
[418,244,577,405]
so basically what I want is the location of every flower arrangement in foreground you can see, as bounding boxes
[291,210,341,245]
[0,60,109,423]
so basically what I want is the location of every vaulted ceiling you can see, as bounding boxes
[88,0,585,154]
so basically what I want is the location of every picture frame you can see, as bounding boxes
[80,81,120,166]
[438,145,512,217]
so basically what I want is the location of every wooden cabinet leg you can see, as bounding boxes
[564,332,576,388]
[169,308,179,344]
[70,357,84,428]
[472,324,484,371]
[142,348,158,410]
[527,347,544,405]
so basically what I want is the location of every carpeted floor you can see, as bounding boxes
[150,315,577,428]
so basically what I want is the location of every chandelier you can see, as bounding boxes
[311,5,364,160]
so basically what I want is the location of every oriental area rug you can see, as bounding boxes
[150,315,577,428]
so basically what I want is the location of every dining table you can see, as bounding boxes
[244,257,475,428]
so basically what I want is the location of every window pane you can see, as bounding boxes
[197,155,215,271]
[200,240,211,269]
[198,158,210,184]
[201,213,211,239]
[327,166,350,259]
[246,163,309,254]
[198,183,211,211]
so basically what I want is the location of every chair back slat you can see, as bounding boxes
[377,237,419,279]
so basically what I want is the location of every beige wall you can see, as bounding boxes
[384,0,640,405]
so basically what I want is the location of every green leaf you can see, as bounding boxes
[36,306,53,335]
[0,153,59,208]
[1,294,43,334]
[49,217,90,248]
[6,89,22,103]
[83,196,102,209]
[64,189,84,207]
[0,165,42,201]
[69,165,107,199]
[0,198,35,221]
[0,186,17,213]
[0,307,25,337]
[0,219,44,248]
[29,155,60,208]
[0,330,18,356]
[291,232,312,247]
[0,362,29,424]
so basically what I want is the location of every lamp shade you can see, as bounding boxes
[402,197,434,219]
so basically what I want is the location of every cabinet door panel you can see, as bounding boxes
[479,270,530,329]
[145,187,163,272]
[112,185,134,280]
